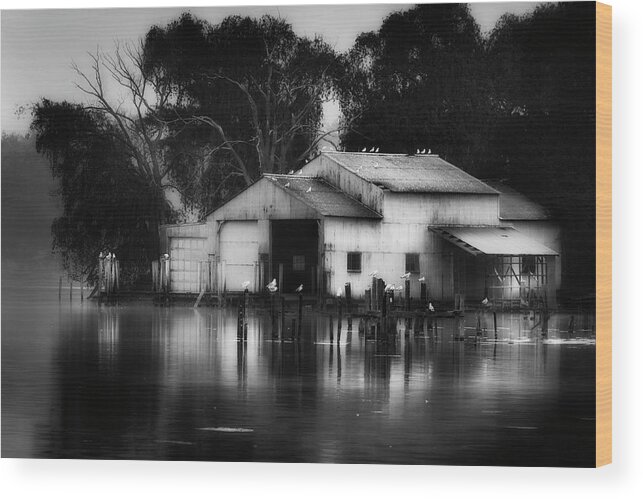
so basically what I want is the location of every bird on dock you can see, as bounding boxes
[375,147,380,152]
[306,186,312,193]
[427,149,431,154]
[295,284,303,293]
[369,147,375,152]
[242,281,250,290]
[428,302,435,312]
[418,276,425,282]
[288,170,294,174]
[416,148,420,154]
[361,147,367,152]
[400,272,411,279]
[421,148,426,154]
[266,279,278,293]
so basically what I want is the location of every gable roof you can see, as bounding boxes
[483,180,550,221]
[265,174,382,219]
[320,152,498,195]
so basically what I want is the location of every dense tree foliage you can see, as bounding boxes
[30,99,170,283]
[486,2,596,297]
[142,13,342,211]
[338,3,493,174]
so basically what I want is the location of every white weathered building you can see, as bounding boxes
[160,152,559,307]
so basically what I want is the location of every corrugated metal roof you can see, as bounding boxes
[322,152,498,195]
[265,174,382,219]
[432,226,558,256]
[483,180,549,220]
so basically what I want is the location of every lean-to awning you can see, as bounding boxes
[430,226,558,256]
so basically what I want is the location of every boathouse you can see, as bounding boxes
[159,152,560,307]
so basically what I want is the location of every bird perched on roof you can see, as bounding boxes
[428,302,435,312]
[242,281,250,290]
[400,272,411,279]
[306,186,312,193]
[284,182,290,188]
[295,284,303,293]
[418,276,425,282]
[267,279,278,293]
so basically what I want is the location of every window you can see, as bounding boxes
[347,252,362,272]
[292,255,305,272]
[521,256,536,275]
[405,253,420,273]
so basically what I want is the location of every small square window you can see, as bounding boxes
[405,253,420,273]
[347,252,362,272]
[293,255,305,272]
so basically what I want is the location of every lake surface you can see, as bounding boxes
[2,292,596,466]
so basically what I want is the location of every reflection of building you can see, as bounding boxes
[160,153,559,307]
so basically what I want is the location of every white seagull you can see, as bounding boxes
[336,288,343,297]
[400,272,411,279]
[428,302,435,312]
[482,297,489,305]
[295,284,303,293]
[361,147,367,152]
[375,147,379,152]
[369,147,375,152]
[418,276,426,282]
[288,170,294,174]
[384,284,395,292]
[421,148,426,154]
[306,186,312,193]
[284,182,290,188]
[368,270,379,277]
[241,281,251,290]
[266,279,278,293]
[427,149,431,154]
[416,148,420,154]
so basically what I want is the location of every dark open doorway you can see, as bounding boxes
[271,220,319,294]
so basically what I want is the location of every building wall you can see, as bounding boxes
[323,218,456,301]
[382,192,500,226]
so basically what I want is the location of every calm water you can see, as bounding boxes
[2,293,596,466]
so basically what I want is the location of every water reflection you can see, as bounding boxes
[1,301,595,466]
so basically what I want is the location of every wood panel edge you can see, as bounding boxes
[595,0,612,468]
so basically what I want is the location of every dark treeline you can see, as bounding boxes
[28,2,596,296]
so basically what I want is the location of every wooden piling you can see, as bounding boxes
[297,293,303,339]
[329,314,334,343]
[278,263,284,295]
[280,296,286,341]
[344,283,352,332]
[371,277,377,310]
[493,311,498,340]
[405,280,411,311]
[420,282,427,304]
[365,289,372,311]
[243,289,249,341]
[291,318,296,341]
[568,315,575,337]
[237,299,244,341]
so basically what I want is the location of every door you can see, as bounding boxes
[219,221,259,292]
[169,237,207,292]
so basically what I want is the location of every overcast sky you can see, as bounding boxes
[1,1,541,135]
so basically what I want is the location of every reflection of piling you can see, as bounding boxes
[237,299,244,341]
[59,276,62,302]
[365,288,372,312]
[243,289,248,341]
[80,280,84,302]
[329,314,334,343]
[69,280,72,301]
[271,293,278,339]
[568,315,575,338]
[337,299,342,344]
[476,311,482,338]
